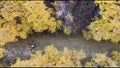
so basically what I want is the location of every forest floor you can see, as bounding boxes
[2,32,120,66]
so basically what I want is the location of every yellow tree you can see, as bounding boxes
[0,1,31,45]
[23,1,61,33]
[0,1,61,46]
[84,1,120,43]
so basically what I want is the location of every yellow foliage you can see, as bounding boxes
[0,18,31,46]
[111,50,120,65]
[82,30,93,40]
[0,1,27,21]
[86,53,118,67]
[84,1,120,43]
[63,27,71,35]
[0,47,4,58]
[23,1,61,33]
[85,62,93,67]
[11,45,86,67]
[0,1,61,46]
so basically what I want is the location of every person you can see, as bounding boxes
[30,41,38,52]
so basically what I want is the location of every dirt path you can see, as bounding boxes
[5,32,120,57]
[1,32,120,66]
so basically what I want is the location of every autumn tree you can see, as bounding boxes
[0,1,61,46]
[83,1,120,44]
